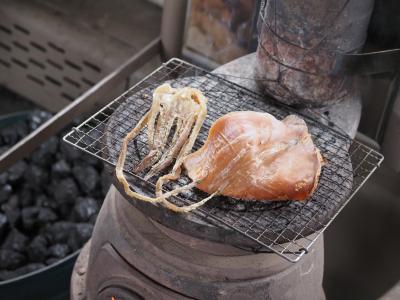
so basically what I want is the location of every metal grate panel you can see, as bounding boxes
[0,0,135,112]
[63,59,383,262]
[0,20,103,109]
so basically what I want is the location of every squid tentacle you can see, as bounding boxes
[134,149,159,173]
[118,130,216,212]
[117,84,211,213]
[132,101,160,173]
[145,115,195,180]
[146,99,161,149]
[116,115,206,211]
[134,112,178,173]
[116,111,160,204]
[155,98,207,196]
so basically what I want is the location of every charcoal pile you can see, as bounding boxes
[0,110,111,281]
[0,110,52,149]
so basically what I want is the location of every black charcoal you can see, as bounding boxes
[68,223,93,251]
[27,235,48,262]
[19,187,34,207]
[21,207,39,231]
[31,136,58,166]
[37,207,57,225]
[35,194,48,207]
[25,165,49,190]
[35,194,57,210]
[60,142,80,162]
[44,136,59,154]
[29,110,52,131]
[0,249,26,269]
[1,195,20,226]
[91,186,104,199]
[0,107,105,279]
[75,223,94,242]
[8,160,28,184]
[50,178,79,205]
[67,236,79,252]
[72,165,99,194]
[0,184,12,204]
[31,148,52,167]
[21,206,57,231]
[57,203,72,219]
[0,213,8,242]
[79,154,100,168]
[41,221,75,244]
[0,172,8,185]
[0,124,22,145]
[2,228,29,253]
[88,213,98,225]
[51,159,71,178]
[73,198,99,222]
[48,243,70,258]
[15,122,29,139]
[29,114,42,131]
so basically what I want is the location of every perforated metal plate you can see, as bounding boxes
[0,1,133,111]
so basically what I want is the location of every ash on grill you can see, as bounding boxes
[0,106,111,281]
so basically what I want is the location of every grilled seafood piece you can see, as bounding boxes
[183,111,323,201]
[117,85,322,213]
[116,83,217,213]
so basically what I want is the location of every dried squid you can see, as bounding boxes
[184,111,323,201]
[116,83,217,213]
[116,85,323,213]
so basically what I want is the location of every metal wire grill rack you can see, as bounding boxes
[63,58,383,262]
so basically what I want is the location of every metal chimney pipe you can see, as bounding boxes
[161,0,188,60]
[255,0,374,107]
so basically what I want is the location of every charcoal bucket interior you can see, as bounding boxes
[0,251,78,300]
[0,110,83,299]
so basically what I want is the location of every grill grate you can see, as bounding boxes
[63,59,383,262]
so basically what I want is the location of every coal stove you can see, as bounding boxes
[66,59,382,299]
[72,186,325,300]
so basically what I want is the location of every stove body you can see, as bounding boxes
[64,53,382,299]
[65,56,380,300]
[72,186,325,300]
